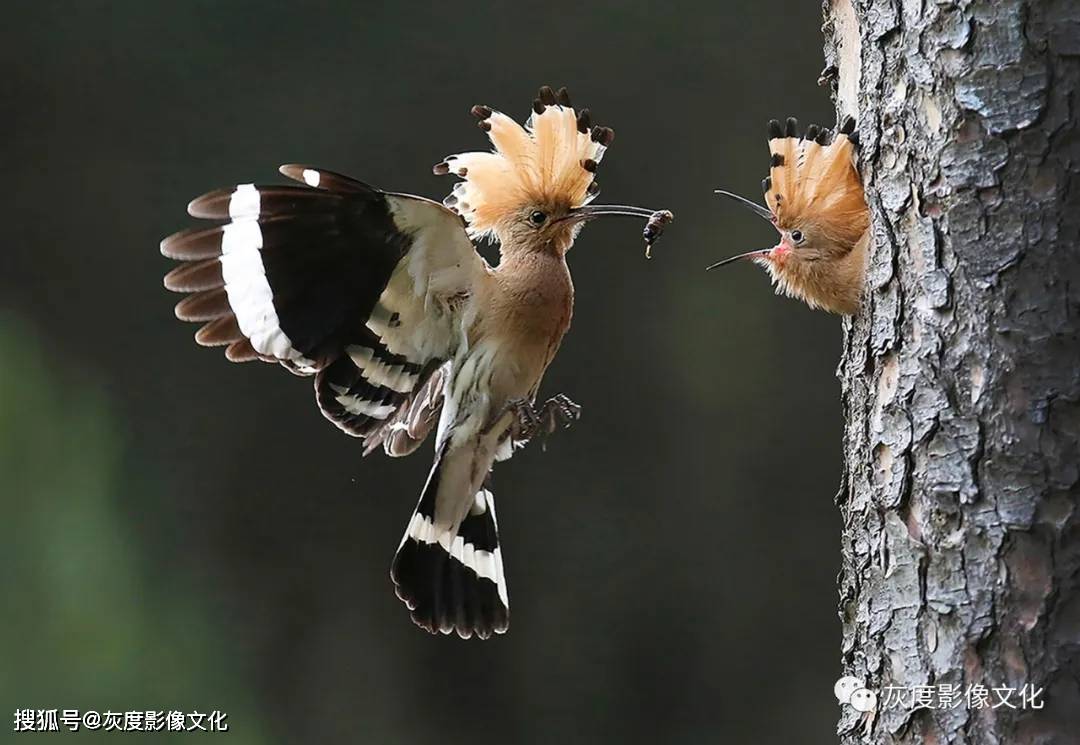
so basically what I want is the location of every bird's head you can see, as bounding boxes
[434,86,662,257]
[709,117,870,314]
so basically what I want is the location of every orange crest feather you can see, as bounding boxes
[765,117,868,250]
[434,86,613,238]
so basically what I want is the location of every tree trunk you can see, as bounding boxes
[821,0,1080,742]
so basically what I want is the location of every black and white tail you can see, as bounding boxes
[391,461,509,639]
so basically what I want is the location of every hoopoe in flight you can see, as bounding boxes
[709,116,869,315]
[160,86,672,639]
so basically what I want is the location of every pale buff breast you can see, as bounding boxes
[471,251,574,402]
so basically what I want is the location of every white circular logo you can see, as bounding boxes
[834,676,878,712]
[850,688,878,712]
[834,676,864,704]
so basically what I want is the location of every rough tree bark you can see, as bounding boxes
[821,0,1079,743]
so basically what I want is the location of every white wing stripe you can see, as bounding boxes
[329,383,396,419]
[345,345,419,394]
[227,184,260,218]
[220,219,314,366]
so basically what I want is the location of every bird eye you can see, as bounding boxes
[529,211,547,226]
[791,229,805,244]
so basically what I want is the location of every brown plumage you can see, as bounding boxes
[710,115,870,315]
[158,85,674,639]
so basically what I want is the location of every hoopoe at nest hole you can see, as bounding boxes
[160,86,673,639]
[709,115,870,315]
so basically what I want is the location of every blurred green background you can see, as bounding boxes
[1,1,843,742]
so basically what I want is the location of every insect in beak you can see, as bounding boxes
[557,205,674,258]
[707,189,778,270]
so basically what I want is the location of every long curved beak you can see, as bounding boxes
[557,204,658,224]
[708,189,777,270]
[705,249,772,271]
[714,190,774,223]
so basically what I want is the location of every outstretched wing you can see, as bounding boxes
[161,165,487,442]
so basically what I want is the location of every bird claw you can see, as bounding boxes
[507,397,542,441]
[538,393,581,434]
[533,394,582,453]
[497,394,582,449]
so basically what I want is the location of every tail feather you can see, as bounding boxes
[391,459,509,639]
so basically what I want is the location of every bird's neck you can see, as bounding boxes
[496,241,565,272]
[492,249,574,310]
[482,248,574,343]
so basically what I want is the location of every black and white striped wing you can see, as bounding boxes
[161,165,486,440]
[362,361,449,457]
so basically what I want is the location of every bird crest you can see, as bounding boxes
[433,85,614,239]
[763,116,868,252]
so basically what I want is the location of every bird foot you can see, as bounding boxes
[504,397,541,441]
[502,394,581,450]
[537,393,581,435]
[483,394,582,444]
